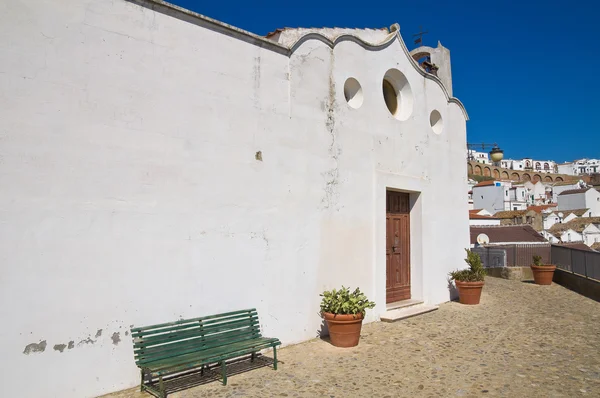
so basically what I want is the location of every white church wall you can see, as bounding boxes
[0,0,468,397]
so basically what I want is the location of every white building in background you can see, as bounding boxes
[467,149,490,164]
[500,159,557,173]
[540,230,560,243]
[0,1,470,397]
[582,224,600,246]
[557,188,600,217]
[557,159,600,176]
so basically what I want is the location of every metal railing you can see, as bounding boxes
[474,244,551,268]
[475,244,600,281]
[551,245,600,281]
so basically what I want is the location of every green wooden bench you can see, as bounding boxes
[130,308,281,398]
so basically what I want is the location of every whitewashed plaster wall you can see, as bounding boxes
[0,0,468,397]
[558,193,586,212]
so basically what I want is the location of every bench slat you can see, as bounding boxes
[130,308,256,333]
[136,332,264,365]
[145,337,280,372]
[131,311,259,338]
[134,327,261,361]
[133,318,260,348]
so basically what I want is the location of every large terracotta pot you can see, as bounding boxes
[322,312,364,347]
[454,280,484,305]
[530,265,556,285]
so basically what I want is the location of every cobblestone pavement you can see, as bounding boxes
[104,277,600,397]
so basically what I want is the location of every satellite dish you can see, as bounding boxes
[476,233,490,245]
[558,212,564,218]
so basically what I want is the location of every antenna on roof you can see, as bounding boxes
[412,26,428,46]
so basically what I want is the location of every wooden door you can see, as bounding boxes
[386,191,411,303]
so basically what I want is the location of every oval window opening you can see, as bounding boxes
[430,110,443,134]
[344,77,364,109]
[382,79,398,115]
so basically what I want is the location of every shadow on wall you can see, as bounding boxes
[316,316,329,341]
[447,278,458,301]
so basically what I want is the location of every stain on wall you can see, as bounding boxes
[111,332,121,345]
[95,329,103,338]
[23,340,47,355]
[53,344,67,353]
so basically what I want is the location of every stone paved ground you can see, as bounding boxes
[104,277,600,397]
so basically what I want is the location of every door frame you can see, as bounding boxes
[374,172,425,315]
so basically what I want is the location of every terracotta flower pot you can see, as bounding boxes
[322,312,364,347]
[454,280,484,305]
[530,265,556,285]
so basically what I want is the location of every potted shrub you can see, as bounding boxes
[530,255,556,285]
[320,286,375,347]
[449,249,486,305]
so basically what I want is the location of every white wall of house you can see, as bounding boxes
[558,189,600,216]
[558,163,576,175]
[560,229,583,242]
[584,189,600,216]
[562,213,580,223]
[524,181,546,203]
[582,224,600,246]
[559,192,587,212]
[0,1,469,397]
[551,182,580,203]
[540,230,559,243]
[473,185,504,214]
[543,213,561,230]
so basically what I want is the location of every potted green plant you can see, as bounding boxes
[320,286,375,347]
[449,249,486,305]
[530,255,556,285]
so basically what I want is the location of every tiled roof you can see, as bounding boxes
[591,242,600,251]
[555,242,597,252]
[552,181,578,187]
[469,209,484,214]
[474,180,497,187]
[558,188,592,196]
[528,204,557,214]
[470,225,546,244]
[469,214,499,220]
[493,210,527,219]
[564,208,590,217]
[549,217,600,234]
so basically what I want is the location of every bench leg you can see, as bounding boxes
[273,346,278,370]
[220,361,227,386]
[201,364,204,376]
[251,352,255,363]
[158,375,166,398]
[140,369,145,392]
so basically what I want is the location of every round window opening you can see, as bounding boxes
[343,77,363,109]
[430,110,443,134]
[382,69,413,121]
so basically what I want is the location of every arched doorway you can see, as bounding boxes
[468,163,473,174]
[474,165,482,176]
[493,169,500,179]
[502,171,510,179]
[533,174,542,182]
[523,173,531,182]
[556,177,564,182]
[511,172,520,181]
[544,176,553,182]
[483,167,491,177]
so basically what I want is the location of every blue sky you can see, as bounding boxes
[172,0,599,163]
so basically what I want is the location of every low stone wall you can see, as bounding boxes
[553,269,600,302]
[486,266,533,281]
